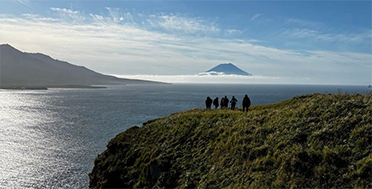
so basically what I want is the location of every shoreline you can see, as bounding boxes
[0,85,107,90]
[89,93,372,188]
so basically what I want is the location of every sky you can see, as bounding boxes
[0,0,371,84]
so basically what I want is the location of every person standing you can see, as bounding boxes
[213,97,219,109]
[220,97,225,109]
[224,96,229,108]
[242,94,251,112]
[230,96,238,110]
[205,96,213,109]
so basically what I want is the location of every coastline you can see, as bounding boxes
[89,93,372,188]
[0,85,107,90]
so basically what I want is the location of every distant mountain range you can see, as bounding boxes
[199,63,252,76]
[0,44,165,89]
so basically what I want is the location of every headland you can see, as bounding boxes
[89,93,372,188]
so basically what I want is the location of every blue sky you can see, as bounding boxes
[1,0,371,84]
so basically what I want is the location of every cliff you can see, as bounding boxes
[89,93,372,188]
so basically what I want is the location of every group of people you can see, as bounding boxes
[205,94,251,112]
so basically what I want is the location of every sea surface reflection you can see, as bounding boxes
[0,84,370,188]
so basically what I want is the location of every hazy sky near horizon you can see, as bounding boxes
[1,0,371,84]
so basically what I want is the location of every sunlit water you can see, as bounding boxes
[0,84,370,188]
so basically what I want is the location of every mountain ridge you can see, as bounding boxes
[0,44,166,88]
[201,63,252,76]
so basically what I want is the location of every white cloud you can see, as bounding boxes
[282,28,372,44]
[0,10,371,85]
[16,0,31,8]
[225,29,243,35]
[22,13,59,22]
[89,13,104,21]
[283,28,319,38]
[114,74,287,84]
[50,7,85,22]
[50,7,79,15]
[286,18,324,28]
[155,14,220,34]
[251,14,262,20]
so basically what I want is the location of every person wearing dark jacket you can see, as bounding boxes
[230,96,238,110]
[242,94,251,112]
[213,97,219,109]
[224,96,229,108]
[205,96,213,109]
[220,97,225,109]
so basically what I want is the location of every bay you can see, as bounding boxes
[0,84,370,188]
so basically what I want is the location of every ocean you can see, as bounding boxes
[0,84,370,188]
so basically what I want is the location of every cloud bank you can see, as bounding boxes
[114,74,290,84]
[0,6,371,85]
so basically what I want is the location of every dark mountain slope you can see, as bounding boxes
[0,44,165,88]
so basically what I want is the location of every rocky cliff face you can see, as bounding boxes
[89,93,372,188]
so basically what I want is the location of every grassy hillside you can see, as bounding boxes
[89,93,372,188]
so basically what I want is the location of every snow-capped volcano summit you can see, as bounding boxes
[199,63,252,76]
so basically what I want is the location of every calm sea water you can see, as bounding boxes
[0,84,370,188]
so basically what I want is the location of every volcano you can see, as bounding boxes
[200,63,252,76]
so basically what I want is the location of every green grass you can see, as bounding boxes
[89,93,372,188]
